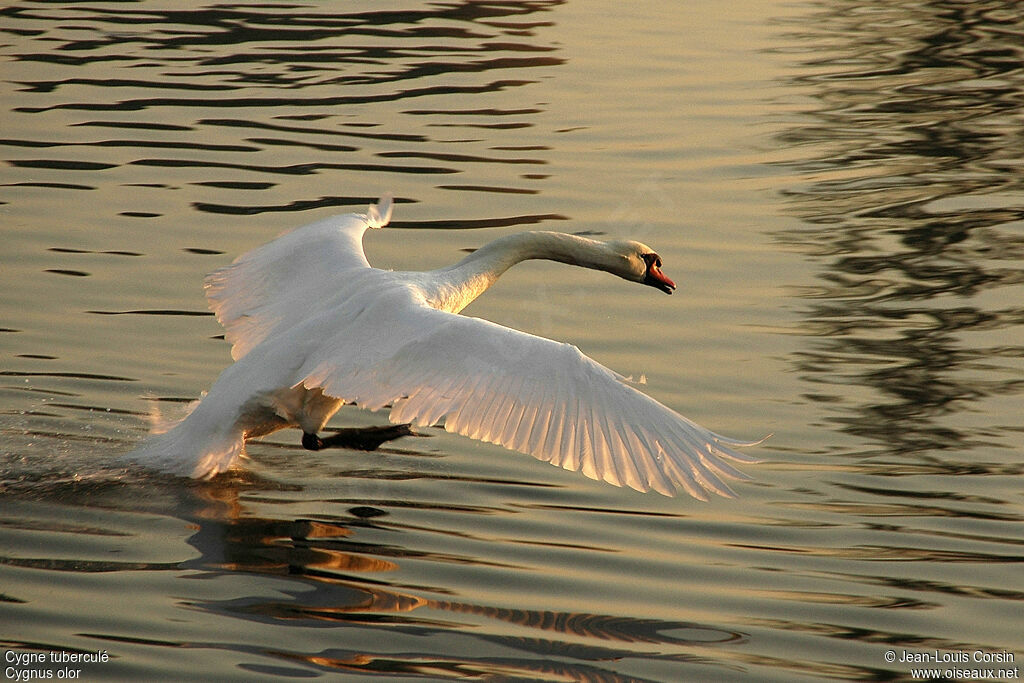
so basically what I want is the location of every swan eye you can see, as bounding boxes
[642,253,662,270]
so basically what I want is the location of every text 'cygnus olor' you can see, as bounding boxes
[128,197,765,499]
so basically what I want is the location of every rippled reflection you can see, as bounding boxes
[775,0,1024,459]
[186,481,744,670]
[765,7,1024,674]
[0,473,747,680]
[1,1,568,220]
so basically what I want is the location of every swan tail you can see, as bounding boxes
[124,400,246,478]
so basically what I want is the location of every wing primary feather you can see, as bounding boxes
[614,383,751,498]
[709,431,771,450]
[562,398,583,473]
[559,362,592,472]
[603,404,647,492]
[392,384,435,426]
[700,438,757,481]
[480,378,513,445]
[576,402,599,482]
[460,389,490,441]
[544,396,569,469]
[686,420,766,462]
[511,402,538,453]
[510,376,544,453]
[413,377,459,427]
[554,389,579,471]
[476,375,511,442]
[525,375,555,459]
[447,376,484,436]
[544,355,573,466]
[498,375,531,447]
[502,403,528,452]
[465,376,504,441]
[623,413,675,496]
[439,372,484,433]
[588,389,624,489]
[611,392,670,493]
[486,373,525,447]
[610,404,651,492]
[699,449,755,482]
[664,418,737,474]
[692,458,737,498]
[657,443,709,501]
[662,422,737,498]
[593,378,671,491]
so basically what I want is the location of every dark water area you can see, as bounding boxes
[2,1,1022,681]
[776,1,1024,462]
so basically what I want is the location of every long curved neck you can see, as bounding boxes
[421,231,622,313]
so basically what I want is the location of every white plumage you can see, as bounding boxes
[128,196,765,499]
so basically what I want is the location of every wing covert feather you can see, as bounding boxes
[204,206,386,360]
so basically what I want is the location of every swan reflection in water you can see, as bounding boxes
[171,477,748,679]
[0,467,746,679]
[129,197,765,499]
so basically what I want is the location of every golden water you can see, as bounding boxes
[2,2,1022,680]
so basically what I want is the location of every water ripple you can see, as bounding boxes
[774,0,1024,460]
[2,0,566,226]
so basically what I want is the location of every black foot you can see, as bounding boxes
[302,432,324,451]
[303,424,413,452]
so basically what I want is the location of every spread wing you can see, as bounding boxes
[204,196,392,360]
[297,300,763,500]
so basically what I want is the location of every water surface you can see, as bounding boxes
[2,1,1022,681]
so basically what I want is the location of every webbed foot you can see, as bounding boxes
[302,424,413,452]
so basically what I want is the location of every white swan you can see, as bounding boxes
[129,196,764,499]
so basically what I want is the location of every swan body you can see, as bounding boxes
[129,197,763,499]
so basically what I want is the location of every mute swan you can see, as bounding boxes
[129,196,764,499]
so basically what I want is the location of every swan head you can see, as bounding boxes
[607,240,677,294]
